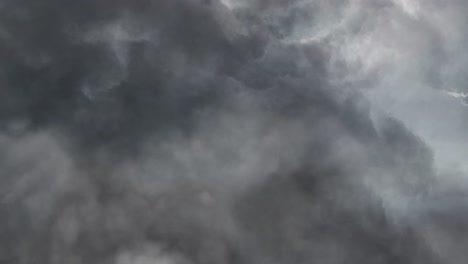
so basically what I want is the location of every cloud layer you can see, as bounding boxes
[0,0,467,263]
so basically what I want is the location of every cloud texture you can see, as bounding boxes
[1,0,468,263]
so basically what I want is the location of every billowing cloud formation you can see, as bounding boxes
[0,0,467,263]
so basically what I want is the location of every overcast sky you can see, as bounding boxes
[1,0,468,263]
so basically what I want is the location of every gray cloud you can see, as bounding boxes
[0,0,466,263]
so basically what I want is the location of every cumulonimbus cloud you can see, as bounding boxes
[0,0,467,263]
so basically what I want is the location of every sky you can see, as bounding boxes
[1,0,468,263]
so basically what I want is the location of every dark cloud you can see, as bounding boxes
[0,0,465,263]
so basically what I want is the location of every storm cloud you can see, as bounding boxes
[0,0,467,263]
